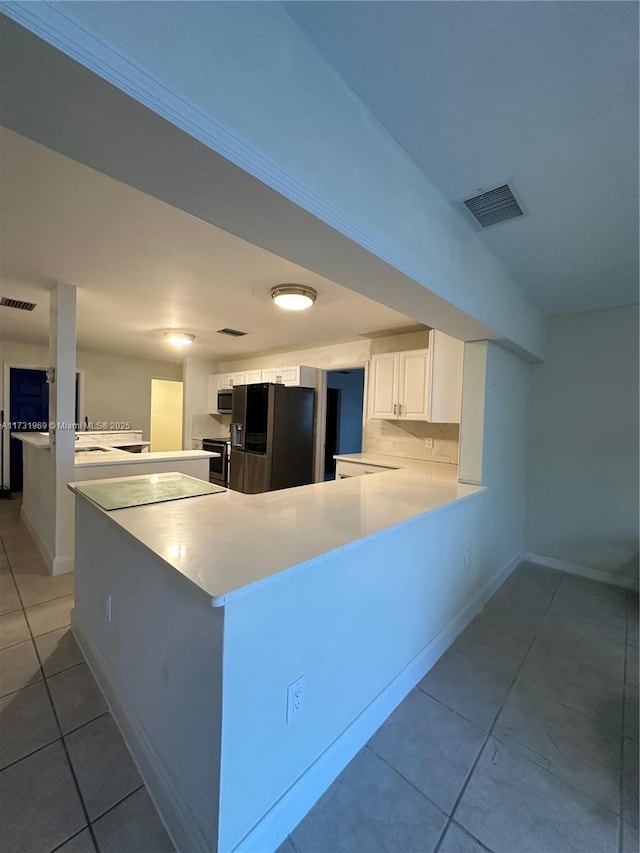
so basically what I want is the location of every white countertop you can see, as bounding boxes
[12,434,215,465]
[70,455,484,607]
[74,450,216,466]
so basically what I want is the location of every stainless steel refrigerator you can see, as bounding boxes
[229,383,315,494]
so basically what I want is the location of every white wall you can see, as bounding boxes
[526,306,639,583]
[478,342,531,578]
[0,340,182,440]
[182,356,219,447]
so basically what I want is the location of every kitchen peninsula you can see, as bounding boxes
[68,460,492,853]
[13,432,215,575]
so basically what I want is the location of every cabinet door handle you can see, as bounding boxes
[399,403,403,416]
[393,403,398,415]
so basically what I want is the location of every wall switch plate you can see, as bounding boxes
[425,437,434,449]
[287,675,306,723]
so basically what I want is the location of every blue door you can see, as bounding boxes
[9,368,49,492]
[9,369,79,492]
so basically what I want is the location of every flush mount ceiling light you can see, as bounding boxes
[163,331,195,346]
[270,284,317,311]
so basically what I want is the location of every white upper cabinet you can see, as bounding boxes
[368,331,463,423]
[244,370,263,385]
[260,366,317,387]
[208,365,319,411]
[368,353,399,419]
[217,372,246,390]
[399,350,430,420]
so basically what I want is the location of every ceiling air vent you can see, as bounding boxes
[0,297,37,311]
[217,328,247,337]
[463,184,523,228]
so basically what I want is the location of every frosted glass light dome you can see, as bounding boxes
[270,285,317,311]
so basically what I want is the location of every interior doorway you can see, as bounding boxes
[323,368,365,480]
[150,379,184,451]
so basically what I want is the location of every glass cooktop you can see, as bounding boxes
[72,472,225,511]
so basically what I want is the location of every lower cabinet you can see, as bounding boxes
[335,460,398,479]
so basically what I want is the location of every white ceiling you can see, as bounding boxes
[285,2,639,316]
[0,128,416,363]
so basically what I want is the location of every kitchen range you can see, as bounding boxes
[201,438,230,488]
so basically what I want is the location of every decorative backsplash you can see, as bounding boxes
[364,419,459,464]
[191,413,230,440]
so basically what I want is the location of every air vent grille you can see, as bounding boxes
[217,328,247,337]
[463,184,523,228]
[0,297,37,311]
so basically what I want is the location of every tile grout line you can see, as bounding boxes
[0,707,112,775]
[364,743,449,821]
[617,594,630,853]
[433,577,563,852]
[2,529,103,853]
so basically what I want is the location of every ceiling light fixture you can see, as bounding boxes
[270,284,317,311]
[163,331,195,346]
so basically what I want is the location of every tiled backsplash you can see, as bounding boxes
[191,413,230,440]
[364,419,459,464]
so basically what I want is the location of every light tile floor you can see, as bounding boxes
[280,561,639,853]
[1,493,638,853]
[0,495,173,853]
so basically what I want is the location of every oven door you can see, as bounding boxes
[202,440,229,487]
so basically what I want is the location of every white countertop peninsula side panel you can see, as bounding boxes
[70,458,483,605]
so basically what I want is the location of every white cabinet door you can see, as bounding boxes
[399,350,430,420]
[278,367,301,386]
[217,372,245,389]
[261,367,301,385]
[260,367,282,384]
[368,353,399,419]
[244,370,262,385]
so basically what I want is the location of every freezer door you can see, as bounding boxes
[243,452,268,494]
[229,449,245,491]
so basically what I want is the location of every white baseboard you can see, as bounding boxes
[71,611,211,853]
[20,506,54,572]
[525,552,639,591]
[52,554,75,575]
[236,549,523,853]
[21,506,75,575]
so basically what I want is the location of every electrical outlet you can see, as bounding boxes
[105,595,112,623]
[286,675,306,723]
[464,549,472,572]
[425,437,434,449]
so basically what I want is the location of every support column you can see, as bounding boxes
[49,282,76,575]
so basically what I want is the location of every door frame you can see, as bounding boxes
[315,363,368,483]
[2,362,85,490]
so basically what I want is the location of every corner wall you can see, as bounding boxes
[526,306,639,585]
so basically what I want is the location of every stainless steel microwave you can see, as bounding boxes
[217,389,233,414]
